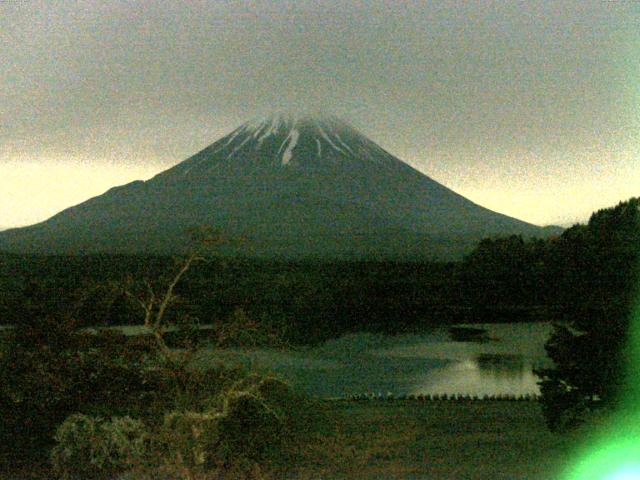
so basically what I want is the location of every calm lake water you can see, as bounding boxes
[197,322,554,398]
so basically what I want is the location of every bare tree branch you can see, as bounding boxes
[122,229,221,365]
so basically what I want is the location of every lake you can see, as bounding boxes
[196,322,554,399]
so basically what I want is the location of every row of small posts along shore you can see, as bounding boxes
[337,392,541,402]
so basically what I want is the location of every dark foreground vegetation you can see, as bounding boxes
[0,315,325,479]
[0,197,637,478]
[0,397,578,480]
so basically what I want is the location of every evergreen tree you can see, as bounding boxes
[537,198,640,430]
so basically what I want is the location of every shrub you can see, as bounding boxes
[255,377,323,447]
[0,315,94,460]
[51,414,148,480]
[0,314,157,464]
[160,410,222,471]
[100,416,149,468]
[256,377,291,409]
[157,387,293,477]
[142,363,249,415]
[217,391,283,467]
[50,414,99,479]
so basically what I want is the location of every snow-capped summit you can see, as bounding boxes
[0,114,559,259]
[163,114,399,178]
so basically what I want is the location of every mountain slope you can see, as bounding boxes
[0,114,558,259]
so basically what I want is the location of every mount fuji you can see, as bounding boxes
[0,114,558,259]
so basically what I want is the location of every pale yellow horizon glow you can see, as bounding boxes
[2,149,638,230]
[444,156,640,227]
[1,160,165,229]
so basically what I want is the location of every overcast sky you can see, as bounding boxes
[1,0,638,228]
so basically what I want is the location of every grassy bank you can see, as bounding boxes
[289,400,573,480]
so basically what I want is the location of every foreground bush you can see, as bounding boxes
[160,411,222,471]
[217,391,283,467]
[215,377,327,475]
[157,380,305,477]
[0,316,157,465]
[51,414,148,480]
[0,315,98,460]
[47,373,323,479]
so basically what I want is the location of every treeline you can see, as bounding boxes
[0,256,459,344]
[0,198,637,346]
[537,197,639,429]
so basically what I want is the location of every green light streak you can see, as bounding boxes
[562,415,640,480]
[606,467,640,480]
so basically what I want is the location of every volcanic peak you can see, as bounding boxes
[170,113,394,174]
[234,113,357,151]
[0,111,558,259]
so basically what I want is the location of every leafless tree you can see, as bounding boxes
[124,227,221,365]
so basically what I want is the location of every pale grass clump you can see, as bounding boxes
[51,414,148,480]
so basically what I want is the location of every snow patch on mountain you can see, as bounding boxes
[279,129,299,165]
[224,125,246,146]
[333,132,355,156]
[256,116,285,145]
[317,125,346,155]
[225,133,253,160]
[173,113,404,176]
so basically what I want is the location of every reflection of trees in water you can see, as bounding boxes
[411,353,540,397]
[475,353,527,379]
